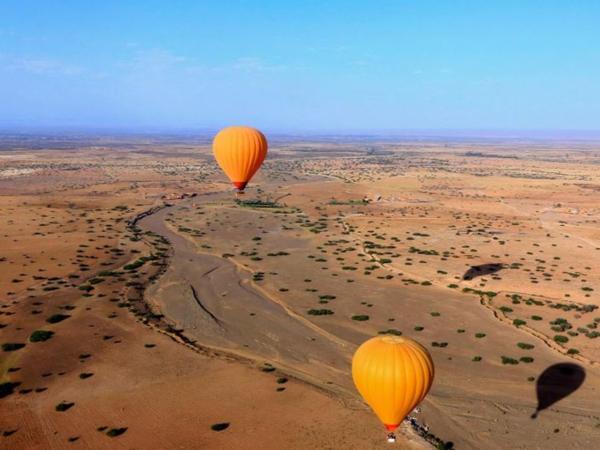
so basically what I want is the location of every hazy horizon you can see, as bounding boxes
[3,126,600,143]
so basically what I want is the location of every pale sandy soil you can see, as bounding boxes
[1,139,600,449]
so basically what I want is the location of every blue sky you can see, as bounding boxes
[1,1,599,133]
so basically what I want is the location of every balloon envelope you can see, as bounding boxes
[212,126,268,191]
[352,336,434,431]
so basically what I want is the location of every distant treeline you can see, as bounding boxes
[464,151,519,159]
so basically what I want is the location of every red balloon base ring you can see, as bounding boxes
[232,181,248,191]
[384,423,399,431]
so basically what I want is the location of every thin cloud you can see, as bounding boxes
[3,56,85,76]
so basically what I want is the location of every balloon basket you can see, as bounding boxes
[386,433,396,443]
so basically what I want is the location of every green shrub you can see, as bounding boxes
[30,330,54,342]
[46,314,70,324]
[210,423,229,432]
[501,356,519,365]
[55,402,74,412]
[307,309,334,316]
[554,335,569,344]
[0,381,21,398]
[378,329,402,336]
[352,315,370,321]
[517,342,534,350]
[106,427,128,437]
[2,343,26,352]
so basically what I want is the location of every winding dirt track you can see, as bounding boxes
[140,199,360,397]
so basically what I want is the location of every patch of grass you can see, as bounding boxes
[513,319,527,327]
[501,356,519,365]
[520,356,534,363]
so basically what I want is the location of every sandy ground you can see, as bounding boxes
[1,137,600,449]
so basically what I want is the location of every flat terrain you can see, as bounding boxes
[1,135,600,449]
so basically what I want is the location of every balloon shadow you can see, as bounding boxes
[462,263,504,281]
[531,363,585,419]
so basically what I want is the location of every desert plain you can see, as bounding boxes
[1,134,599,449]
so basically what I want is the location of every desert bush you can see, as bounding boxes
[501,356,519,365]
[46,314,70,324]
[55,401,74,412]
[352,315,369,321]
[2,343,26,352]
[517,342,534,350]
[106,427,128,437]
[378,329,402,336]
[211,423,230,432]
[30,330,54,342]
[307,309,334,316]
[554,335,569,344]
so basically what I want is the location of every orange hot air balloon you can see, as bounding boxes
[212,126,268,192]
[352,336,434,438]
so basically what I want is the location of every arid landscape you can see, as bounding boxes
[1,135,600,449]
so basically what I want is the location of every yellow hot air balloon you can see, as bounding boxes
[212,126,268,192]
[352,336,434,439]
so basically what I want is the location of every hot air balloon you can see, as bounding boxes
[212,126,268,193]
[352,336,434,442]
